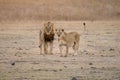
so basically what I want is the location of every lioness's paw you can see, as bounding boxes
[50,53,53,55]
[64,55,67,57]
[73,53,78,56]
[60,55,63,57]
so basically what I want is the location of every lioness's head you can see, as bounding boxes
[44,22,54,35]
[55,28,64,37]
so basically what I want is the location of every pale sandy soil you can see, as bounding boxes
[0,21,120,80]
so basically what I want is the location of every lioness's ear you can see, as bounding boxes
[48,22,51,24]
[55,29,57,31]
[61,29,64,32]
[51,23,54,27]
[51,23,54,30]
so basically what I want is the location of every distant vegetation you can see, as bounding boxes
[0,0,120,21]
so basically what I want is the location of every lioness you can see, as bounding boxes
[39,22,55,55]
[55,28,80,57]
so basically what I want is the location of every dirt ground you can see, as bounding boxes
[0,21,120,80]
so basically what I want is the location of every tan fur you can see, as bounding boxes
[39,22,55,55]
[55,28,80,57]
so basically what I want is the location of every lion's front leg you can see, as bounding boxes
[39,30,42,54]
[44,42,48,54]
[50,42,53,55]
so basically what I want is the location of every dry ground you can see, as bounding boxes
[0,21,120,80]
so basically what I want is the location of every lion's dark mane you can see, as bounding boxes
[44,33,54,42]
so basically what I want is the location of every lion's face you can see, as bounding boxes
[44,22,54,35]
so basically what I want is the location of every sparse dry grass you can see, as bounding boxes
[0,0,120,21]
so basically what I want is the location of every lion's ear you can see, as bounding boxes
[61,29,64,32]
[44,23,47,27]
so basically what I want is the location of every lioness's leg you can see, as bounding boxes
[73,42,79,56]
[59,45,63,57]
[74,35,80,56]
[50,41,53,55]
[65,46,69,57]
[76,42,79,54]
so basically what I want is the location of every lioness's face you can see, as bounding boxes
[44,22,54,35]
[55,29,64,37]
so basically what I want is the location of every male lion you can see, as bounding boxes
[39,22,55,55]
[55,28,80,57]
